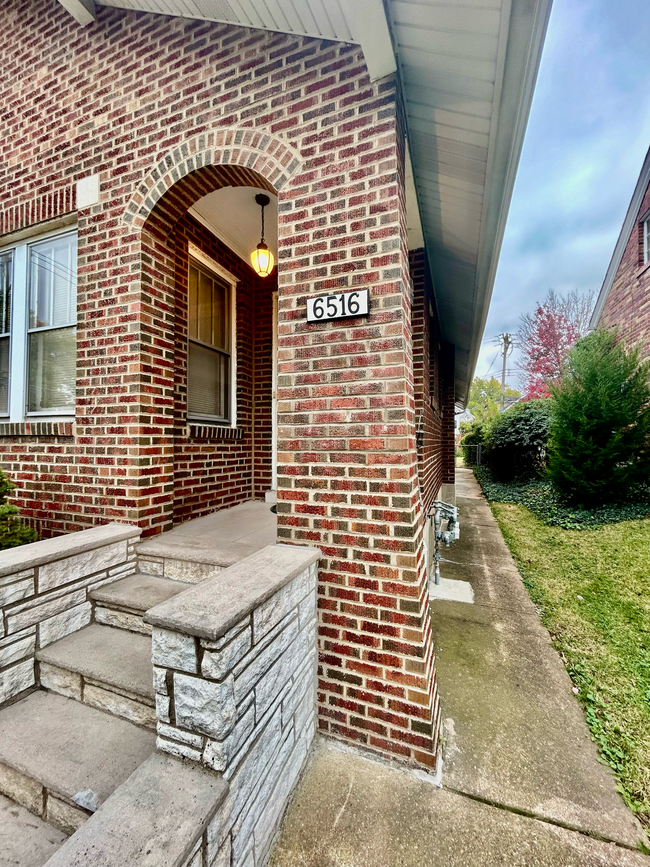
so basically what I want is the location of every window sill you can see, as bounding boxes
[186,423,244,441]
[0,421,75,438]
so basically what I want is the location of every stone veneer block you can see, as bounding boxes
[38,602,92,648]
[156,737,203,763]
[145,545,320,640]
[174,673,237,740]
[0,575,34,607]
[152,628,197,673]
[46,793,89,835]
[0,632,35,669]
[0,760,44,815]
[165,559,224,584]
[156,694,171,723]
[7,592,87,636]
[43,753,228,867]
[0,524,141,580]
[201,627,251,681]
[83,683,157,730]
[253,567,315,643]
[0,658,35,703]
[94,606,151,634]
[157,722,204,749]
[203,702,255,773]
[210,837,231,867]
[40,661,83,701]
[38,541,128,593]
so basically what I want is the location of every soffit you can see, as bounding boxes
[91,0,551,405]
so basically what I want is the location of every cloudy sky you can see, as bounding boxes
[476,0,650,389]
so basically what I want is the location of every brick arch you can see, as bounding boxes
[123,127,303,231]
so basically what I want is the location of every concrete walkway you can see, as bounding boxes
[269,468,648,866]
[434,469,642,847]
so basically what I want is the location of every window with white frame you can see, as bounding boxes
[0,229,77,420]
[644,215,650,265]
[0,252,12,415]
[187,255,235,425]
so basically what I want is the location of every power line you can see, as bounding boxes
[484,351,500,377]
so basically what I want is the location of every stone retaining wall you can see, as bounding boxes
[0,524,141,705]
[145,544,319,867]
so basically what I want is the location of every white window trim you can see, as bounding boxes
[644,214,650,265]
[187,242,238,429]
[0,225,78,422]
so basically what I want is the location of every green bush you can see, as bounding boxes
[0,469,37,549]
[485,399,551,481]
[548,329,650,506]
[459,420,488,465]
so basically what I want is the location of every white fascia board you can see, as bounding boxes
[346,0,397,81]
[58,0,97,25]
[590,145,650,329]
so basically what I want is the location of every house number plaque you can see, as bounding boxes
[306,288,369,323]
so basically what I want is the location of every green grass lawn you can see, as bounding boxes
[491,501,650,834]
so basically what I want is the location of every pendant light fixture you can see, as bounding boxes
[250,193,275,278]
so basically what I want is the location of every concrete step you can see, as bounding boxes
[0,691,155,836]
[0,792,67,867]
[90,572,190,634]
[36,624,156,730]
[44,753,228,867]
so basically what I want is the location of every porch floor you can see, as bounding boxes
[139,500,277,567]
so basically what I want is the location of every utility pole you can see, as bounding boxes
[499,333,513,411]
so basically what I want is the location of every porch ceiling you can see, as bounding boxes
[87,0,552,405]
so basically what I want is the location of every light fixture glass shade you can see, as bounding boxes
[251,242,274,278]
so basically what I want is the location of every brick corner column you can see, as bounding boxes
[275,77,441,771]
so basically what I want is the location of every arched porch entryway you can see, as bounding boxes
[122,128,302,537]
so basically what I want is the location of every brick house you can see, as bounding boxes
[0,0,550,771]
[591,145,650,350]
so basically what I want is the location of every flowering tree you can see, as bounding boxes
[518,289,594,400]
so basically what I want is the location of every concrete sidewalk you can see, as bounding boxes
[269,468,647,866]
[434,469,642,847]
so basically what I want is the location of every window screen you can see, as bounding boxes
[187,259,231,423]
[27,234,77,413]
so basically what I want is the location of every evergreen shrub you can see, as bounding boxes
[485,399,551,481]
[0,470,37,549]
[548,330,650,506]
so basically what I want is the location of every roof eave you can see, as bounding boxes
[455,0,553,406]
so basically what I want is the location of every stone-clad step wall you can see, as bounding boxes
[145,544,320,867]
[44,543,320,867]
[0,524,141,706]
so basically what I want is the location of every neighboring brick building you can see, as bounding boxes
[591,146,650,351]
[0,0,550,771]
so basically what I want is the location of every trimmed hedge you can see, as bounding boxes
[485,399,551,481]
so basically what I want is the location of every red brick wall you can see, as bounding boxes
[411,248,455,511]
[598,181,650,355]
[0,0,440,771]
[440,344,455,484]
